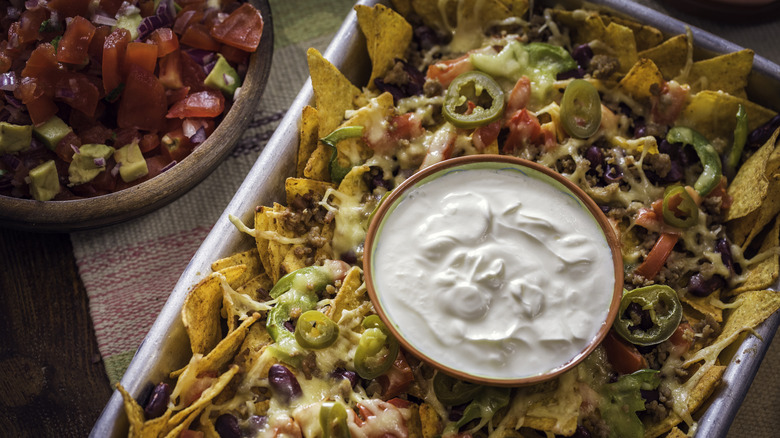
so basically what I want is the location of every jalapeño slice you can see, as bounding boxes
[443,71,505,129]
[560,79,602,139]
[614,285,682,346]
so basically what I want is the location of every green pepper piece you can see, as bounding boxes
[725,104,748,179]
[614,285,682,346]
[661,185,698,228]
[295,310,339,349]
[598,369,660,438]
[354,315,399,379]
[525,42,578,77]
[321,126,364,183]
[560,79,602,139]
[452,386,511,432]
[320,401,351,438]
[432,371,482,406]
[442,71,505,129]
[270,266,333,299]
[666,127,723,197]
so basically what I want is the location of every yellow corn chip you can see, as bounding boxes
[730,217,780,294]
[678,90,777,142]
[117,383,145,437]
[603,15,663,52]
[418,402,444,438]
[326,266,368,322]
[600,22,638,74]
[730,176,780,250]
[355,4,413,89]
[687,49,753,98]
[618,58,665,103]
[168,365,239,428]
[298,105,320,178]
[726,128,780,222]
[307,48,363,138]
[638,34,689,80]
[285,177,336,206]
[182,273,225,355]
[681,292,724,323]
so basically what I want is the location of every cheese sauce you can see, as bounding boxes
[371,166,616,380]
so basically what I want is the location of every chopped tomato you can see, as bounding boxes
[102,28,131,94]
[115,128,141,148]
[651,81,689,126]
[705,176,732,210]
[54,132,81,163]
[390,113,424,141]
[602,330,647,375]
[473,120,501,151]
[80,124,114,144]
[56,16,96,65]
[99,0,125,16]
[118,66,167,131]
[219,44,249,65]
[504,109,544,154]
[150,28,180,58]
[56,72,101,116]
[181,24,221,51]
[166,89,225,119]
[668,322,693,356]
[89,26,112,63]
[166,86,190,106]
[506,75,531,116]
[179,51,207,92]
[47,0,91,18]
[161,128,193,162]
[17,77,58,125]
[123,42,158,74]
[635,232,679,280]
[377,350,414,400]
[138,0,156,17]
[158,51,184,89]
[179,431,205,438]
[139,133,161,153]
[425,54,472,88]
[210,3,264,52]
[18,8,47,45]
[22,43,59,83]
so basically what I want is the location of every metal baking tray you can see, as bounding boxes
[90,0,780,436]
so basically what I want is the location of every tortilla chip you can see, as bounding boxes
[600,22,638,74]
[666,426,688,438]
[211,249,260,274]
[307,48,363,138]
[729,176,780,250]
[337,165,371,197]
[182,273,225,355]
[618,58,665,103]
[355,4,413,89]
[602,15,663,52]
[298,105,320,178]
[326,266,367,322]
[168,365,239,428]
[139,410,172,438]
[333,92,395,172]
[285,177,335,206]
[638,34,689,80]
[407,0,521,36]
[678,90,777,142]
[236,272,274,301]
[552,10,606,46]
[117,383,146,437]
[304,144,333,182]
[730,217,780,294]
[681,292,724,323]
[418,402,443,438]
[726,128,780,222]
[687,49,753,98]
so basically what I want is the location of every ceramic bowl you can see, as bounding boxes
[363,154,624,386]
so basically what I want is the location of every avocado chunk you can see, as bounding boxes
[114,142,149,183]
[29,159,60,201]
[115,9,142,40]
[0,122,33,154]
[204,54,242,96]
[68,143,115,186]
[33,115,73,151]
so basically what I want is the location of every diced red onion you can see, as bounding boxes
[55,87,76,99]
[93,157,106,167]
[137,14,170,41]
[24,0,44,10]
[182,119,200,137]
[116,2,140,19]
[1,154,22,170]
[5,93,23,108]
[0,72,18,91]
[156,0,175,23]
[161,160,177,172]
[6,7,21,20]
[190,127,206,145]
[71,145,80,155]
[203,60,217,75]
[92,14,118,27]
[186,49,215,66]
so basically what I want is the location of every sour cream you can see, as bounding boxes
[368,163,617,381]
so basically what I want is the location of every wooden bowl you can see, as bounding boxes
[0,0,274,232]
[363,155,624,386]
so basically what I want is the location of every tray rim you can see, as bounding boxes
[90,1,780,437]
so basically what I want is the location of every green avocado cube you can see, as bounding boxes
[114,142,149,183]
[204,54,242,97]
[33,115,73,151]
[68,143,115,186]
[0,122,33,154]
[28,159,60,201]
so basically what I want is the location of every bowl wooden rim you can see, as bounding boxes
[363,154,624,386]
[0,0,274,232]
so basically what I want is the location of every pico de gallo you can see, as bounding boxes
[0,0,264,200]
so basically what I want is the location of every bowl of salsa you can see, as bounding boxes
[0,0,273,231]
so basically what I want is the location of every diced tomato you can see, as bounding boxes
[705,176,732,210]
[179,51,207,92]
[144,154,174,180]
[17,77,58,125]
[138,0,156,17]
[124,42,158,74]
[219,44,249,65]
[602,330,647,375]
[668,322,693,356]
[55,131,81,163]
[47,0,91,18]
[102,28,131,94]
[160,128,193,162]
[635,232,679,280]
[99,0,126,16]
[173,7,204,36]
[83,164,118,195]
[80,124,114,145]
[166,86,190,105]
[18,8,47,45]
[89,26,112,63]
[503,109,544,154]
[150,28,180,58]
[473,120,501,151]
[210,3,264,52]
[506,75,531,116]
[158,51,184,89]
[56,16,96,65]
[425,54,472,88]
[181,24,221,51]
[390,113,424,141]
[377,351,414,400]
[114,127,141,148]
[56,72,101,116]
[0,45,13,73]
[651,81,689,126]
[22,43,58,80]
[118,66,168,131]
[166,89,225,119]
[139,133,160,153]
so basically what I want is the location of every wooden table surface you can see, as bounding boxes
[0,227,111,436]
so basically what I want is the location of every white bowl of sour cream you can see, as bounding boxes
[363,155,623,386]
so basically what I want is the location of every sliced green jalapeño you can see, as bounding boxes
[320,401,351,438]
[560,79,602,139]
[295,310,339,349]
[662,185,698,228]
[614,285,682,346]
[354,315,399,379]
[666,127,722,197]
[443,71,505,129]
[321,126,364,183]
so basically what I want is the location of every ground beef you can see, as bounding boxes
[555,156,577,174]
[644,153,672,179]
[588,54,620,79]
[693,313,722,346]
[300,352,319,380]
[423,79,443,97]
[383,61,410,87]
[282,191,331,236]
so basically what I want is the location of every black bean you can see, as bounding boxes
[215,413,241,438]
[585,146,602,170]
[143,382,171,419]
[716,238,734,273]
[572,425,593,438]
[687,273,726,297]
[414,26,439,51]
[330,367,359,388]
[571,44,593,69]
[556,67,585,80]
[748,114,780,149]
[268,364,302,404]
[283,320,295,333]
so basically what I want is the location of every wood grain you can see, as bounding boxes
[0,228,111,436]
